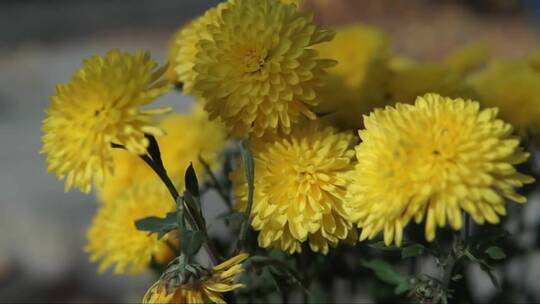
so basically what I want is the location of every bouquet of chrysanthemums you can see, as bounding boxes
[40,0,540,303]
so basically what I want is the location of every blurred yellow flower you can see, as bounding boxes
[348,94,534,245]
[170,2,230,93]
[41,49,171,193]
[100,105,228,202]
[469,60,540,140]
[86,183,176,274]
[143,253,248,304]
[444,43,489,75]
[193,0,336,137]
[232,123,356,254]
[314,24,392,130]
[388,63,475,104]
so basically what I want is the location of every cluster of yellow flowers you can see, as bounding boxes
[40,0,538,302]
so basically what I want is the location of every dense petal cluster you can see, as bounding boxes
[99,105,228,202]
[143,253,248,304]
[232,123,357,254]
[314,24,392,129]
[86,183,176,274]
[469,60,540,139]
[41,49,171,193]
[347,94,534,245]
[193,0,336,137]
[171,2,230,93]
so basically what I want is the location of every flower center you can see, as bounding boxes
[243,48,265,73]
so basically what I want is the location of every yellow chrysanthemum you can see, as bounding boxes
[232,123,357,254]
[469,60,540,139]
[143,253,248,304]
[172,2,230,93]
[348,93,534,246]
[41,49,171,193]
[99,105,228,202]
[314,24,392,129]
[388,63,475,105]
[86,183,176,274]
[193,0,336,137]
[164,27,186,84]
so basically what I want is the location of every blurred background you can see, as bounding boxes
[0,0,539,302]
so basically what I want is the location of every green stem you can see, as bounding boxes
[139,154,221,265]
[441,246,457,291]
[238,139,255,251]
[438,232,463,303]
[298,251,311,303]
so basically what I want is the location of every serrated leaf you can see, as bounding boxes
[135,212,177,239]
[361,259,410,288]
[184,163,200,197]
[401,244,425,259]
[181,230,205,257]
[485,246,506,260]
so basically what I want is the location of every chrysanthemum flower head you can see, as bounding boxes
[41,49,171,193]
[143,253,248,304]
[232,123,357,254]
[193,0,336,137]
[171,2,230,93]
[99,105,228,202]
[314,24,392,129]
[347,93,534,245]
[86,183,176,274]
[469,60,540,140]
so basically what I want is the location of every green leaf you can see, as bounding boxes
[183,190,204,226]
[465,249,501,291]
[250,255,307,292]
[394,281,411,295]
[401,244,425,259]
[361,259,410,290]
[260,267,281,293]
[485,246,506,260]
[176,196,186,232]
[181,230,205,257]
[145,134,163,165]
[135,212,177,239]
[184,162,200,197]
[480,263,501,291]
[368,241,400,251]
